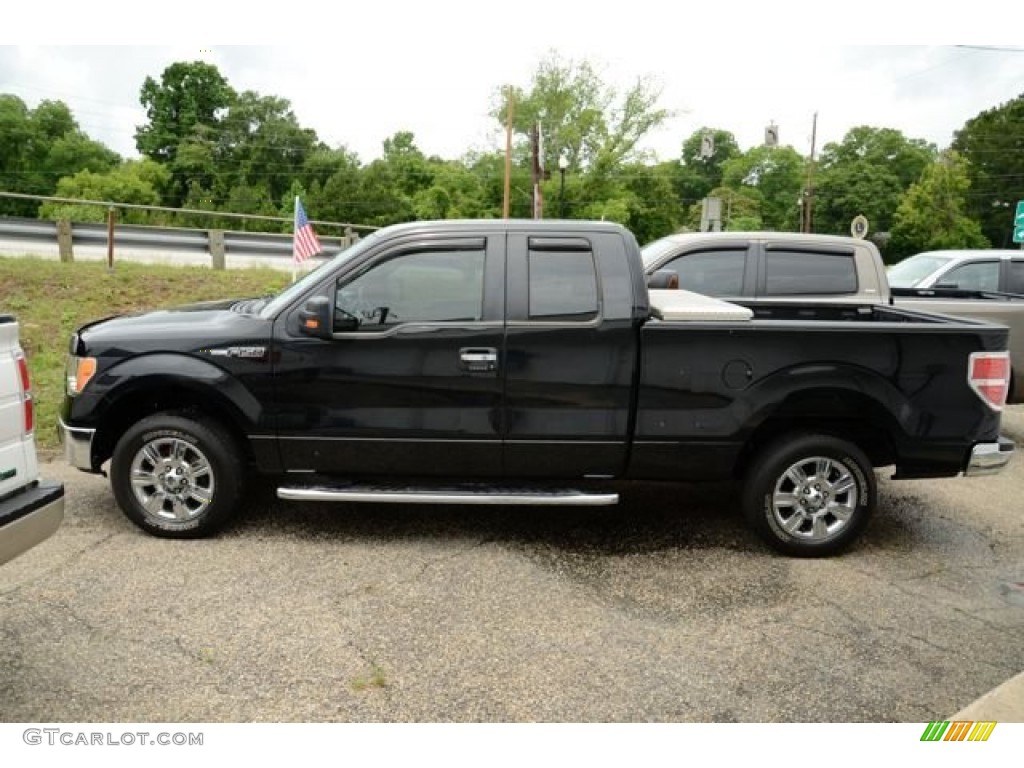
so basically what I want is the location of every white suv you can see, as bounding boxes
[0,315,63,565]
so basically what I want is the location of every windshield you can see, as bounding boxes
[259,231,382,318]
[887,253,954,288]
[640,236,684,269]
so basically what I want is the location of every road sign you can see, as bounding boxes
[851,215,869,239]
[700,133,714,159]
[1014,200,1024,243]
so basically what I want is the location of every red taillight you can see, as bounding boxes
[15,354,33,434]
[968,352,1010,411]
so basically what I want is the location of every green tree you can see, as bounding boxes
[464,150,525,219]
[380,131,434,198]
[135,61,235,206]
[0,95,40,214]
[307,148,365,224]
[0,95,120,216]
[170,123,219,203]
[413,161,489,220]
[721,145,804,230]
[215,91,322,208]
[813,126,935,236]
[614,162,680,243]
[887,151,989,262]
[43,131,120,181]
[952,92,1024,247]
[223,182,277,231]
[494,54,670,191]
[135,61,234,165]
[38,159,170,224]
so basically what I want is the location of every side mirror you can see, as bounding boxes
[647,270,680,290]
[298,296,333,339]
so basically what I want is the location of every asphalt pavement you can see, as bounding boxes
[1,407,1022,723]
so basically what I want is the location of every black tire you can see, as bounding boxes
[110,412,244,539]
[741,433,875,557]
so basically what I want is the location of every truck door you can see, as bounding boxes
[502,232,638,478]
[273,234,506,476]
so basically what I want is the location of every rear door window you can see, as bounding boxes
[528,249,599,322]
[763,250,858,295]
[937,261,999,292]
[1008,260,1024,295]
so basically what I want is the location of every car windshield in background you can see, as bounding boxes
[887,253,954,288]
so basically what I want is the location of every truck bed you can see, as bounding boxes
[634,303,1008,482]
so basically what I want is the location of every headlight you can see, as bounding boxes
[66,355,97,396]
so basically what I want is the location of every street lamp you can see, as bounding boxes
[558,153,569,219]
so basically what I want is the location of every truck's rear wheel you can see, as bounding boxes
[110,413,243,538]
[742,433,875,557]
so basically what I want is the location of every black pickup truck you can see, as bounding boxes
[59,220,1014,556]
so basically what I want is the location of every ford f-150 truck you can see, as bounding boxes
[59,220,1014,556]
[1,315,64,565]
[641,232,1024,403]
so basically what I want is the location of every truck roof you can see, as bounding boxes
[375,219,635,237]
[649,231,878,249]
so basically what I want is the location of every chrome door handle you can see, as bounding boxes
[459,348,498,372]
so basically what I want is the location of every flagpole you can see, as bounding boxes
[291,195,298,283]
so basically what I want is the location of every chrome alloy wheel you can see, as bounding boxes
[771,455,858,541]
[129,437,215,524]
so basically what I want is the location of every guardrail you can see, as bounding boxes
[0,216,362,269]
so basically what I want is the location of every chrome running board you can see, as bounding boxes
[277,484,618,506]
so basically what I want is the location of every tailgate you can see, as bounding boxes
[0,319,35,499]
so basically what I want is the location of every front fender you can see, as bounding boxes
[66,352,264,432]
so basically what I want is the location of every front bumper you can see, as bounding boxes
[58,418,96,471]
[965,437,1015,476]
[0,481,65,566]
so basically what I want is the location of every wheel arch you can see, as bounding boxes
[85,356,262,469]
[733,386,900,480]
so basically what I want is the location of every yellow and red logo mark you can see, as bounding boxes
[921,721,996,742]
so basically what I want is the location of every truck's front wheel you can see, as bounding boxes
[110,413,243,538]
[742,433,875,557]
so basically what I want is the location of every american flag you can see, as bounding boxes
[293,196,322,264]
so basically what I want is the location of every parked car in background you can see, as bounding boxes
[1,315,64,565]
[642,233,1024,403]
[887,249,1024,294]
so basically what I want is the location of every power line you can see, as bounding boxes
[954,45,1024,53]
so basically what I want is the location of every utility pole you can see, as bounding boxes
[804,112,818,234]
[531,122,544,219]
[503,87,514,219]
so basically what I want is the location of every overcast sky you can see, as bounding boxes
[2,4,1022,165]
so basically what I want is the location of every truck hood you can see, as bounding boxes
[74,299,273,356]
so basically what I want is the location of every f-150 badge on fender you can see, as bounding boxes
[202,346,267,359]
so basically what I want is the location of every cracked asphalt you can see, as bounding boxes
[2,407,1022,722]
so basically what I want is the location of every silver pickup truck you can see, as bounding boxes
[641,233,1024,403]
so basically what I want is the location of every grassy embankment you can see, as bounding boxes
[0,256,291,451]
